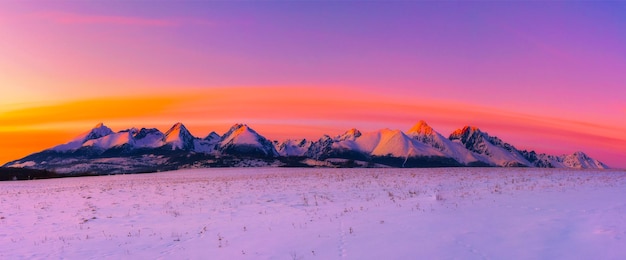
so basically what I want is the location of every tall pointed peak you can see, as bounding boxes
[561,151,608,169]
[223,123,265,139]
[408,120,434,135]
[90,122,112,132]
[237,124,259,133]
[571,151,589,158]
[206,131,220,138]
[462,125,481,132]
[449,125,484,142]
[451,125,481,136]
[166,122,187,134]
[218,123,278,157]
[204,131,221,142]
[163,122,195,150]
[231,123,248,129]
[347,128,361,136]
[222,123,249,136]
[337,128,361,141]
[164,123,195,143]
[84,123,114,141]
[49,122,114,151]
[171,122,186,129]
[416,120,429,127]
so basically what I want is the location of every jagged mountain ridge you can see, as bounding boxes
[275,139,312,157]
[3,121,609,174]
[449,126,532,167]
[521,150,608,169]
[218,124,279,157]
[407,121,485,165]
[52,123,115,151]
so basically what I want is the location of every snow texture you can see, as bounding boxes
[52,123,114,151]
[1,168,625,259]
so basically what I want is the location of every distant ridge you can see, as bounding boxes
[3,121,608,174]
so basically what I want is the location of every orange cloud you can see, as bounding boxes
[1,86,624,167]
[0,96,181,131]
[0,130,79,166]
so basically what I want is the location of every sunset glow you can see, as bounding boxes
[1,2,625,167]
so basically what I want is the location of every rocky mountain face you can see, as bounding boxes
[449,126,531,167]
[407,121,485,165]
[3,121,609,174]
[522,150,609,169]
[275,139,312,157]
[218,124,279,157]
[163,123,196,150]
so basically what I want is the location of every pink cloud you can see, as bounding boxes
[30,11,180,27]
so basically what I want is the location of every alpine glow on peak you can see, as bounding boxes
[3,122,609,174]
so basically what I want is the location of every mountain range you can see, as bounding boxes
[3,121,608,174]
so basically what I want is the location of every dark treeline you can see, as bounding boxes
[0,167,97,181]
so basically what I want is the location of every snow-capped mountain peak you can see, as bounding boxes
[275,139,312,157]
[522,150,610,169]
[84,123,115,141]
[221,124,259,145]
[406,121,483,165]
[132,128,165,148]
[407,120,435,136]
[127,127,139,135]
[407,120,440,142]
[448,126,489,149]
[163,122,195,150]
[51,123,115,151]
[337,128,362,141]
[222,123,246,136]
[370,129,416,157]
[219,124,278,157]
[82,130,135,150]
[562,151,609,169]
[449,126,530,167]
[5,122,610,173]
[204,132,221,143]
[327,127,445,159]
[449,126,481,140]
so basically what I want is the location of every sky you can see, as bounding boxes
[0,1,625,168]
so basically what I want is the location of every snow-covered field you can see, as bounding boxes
[1,168,625,259]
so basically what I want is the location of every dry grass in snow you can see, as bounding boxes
[1,168,625,259]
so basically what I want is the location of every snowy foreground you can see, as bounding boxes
[1,168,625,259]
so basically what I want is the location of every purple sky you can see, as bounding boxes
[1,1,625,167]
